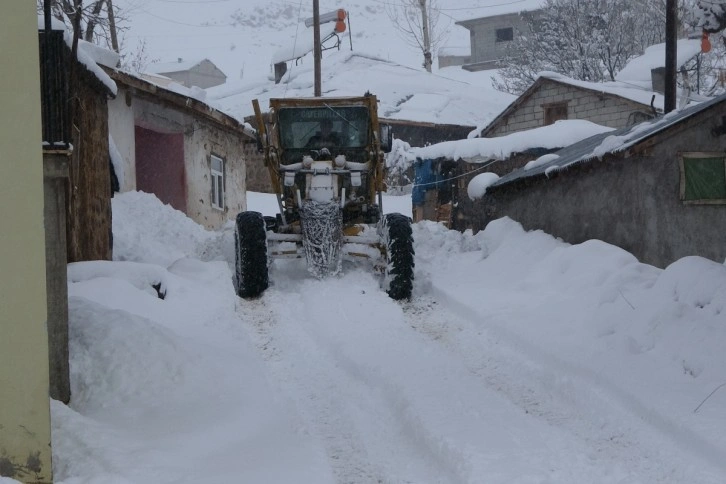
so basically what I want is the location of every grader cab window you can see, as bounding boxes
[278,106,370,150]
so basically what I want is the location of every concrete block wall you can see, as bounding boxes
[489,80,652,137]
[466,13,531,65]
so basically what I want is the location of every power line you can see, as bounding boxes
[284,0,306,98]
[139,9,237,27]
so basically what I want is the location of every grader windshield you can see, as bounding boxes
[277,106,370,151]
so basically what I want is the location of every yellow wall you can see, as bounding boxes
[0,1,54,483]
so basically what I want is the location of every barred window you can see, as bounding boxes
[211,154,225,210]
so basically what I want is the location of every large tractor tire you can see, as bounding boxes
[234,211,269,298]
[381,213,414,300]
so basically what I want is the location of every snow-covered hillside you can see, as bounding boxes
[111,0,521,129]
[46,190,726,483]
[115,0,542,82]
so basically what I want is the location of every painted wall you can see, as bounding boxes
[185,120,247,229]
[129,97,248,229]
[475,107,726,268]
[135,127,187,212]
[0,2,53,482]
[487,80,653,137]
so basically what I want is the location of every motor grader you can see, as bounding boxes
[233,93,414,300]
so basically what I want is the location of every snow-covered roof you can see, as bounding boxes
[538,72,667,110]
[38,16,117,96]
[206,50,515,127]
[109,68,255,139]
[478,71,686,138]
[490,92,726,189]
[146,58,213,74]
[454,0,546,23]
[616,39,703,83]
[413,120,614,163]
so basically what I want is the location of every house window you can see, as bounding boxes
[211,154,225,210]
[679,152,726,204]
[496,27,514,42]
[544,102,568,125]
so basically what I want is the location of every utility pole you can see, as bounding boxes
[313,0,321,96]
[664,0,677,113]
[419,0,432,72]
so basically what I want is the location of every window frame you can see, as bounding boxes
[495,27,514,43]
[543,102,568,126]
[678,151,726,205]
[210,154,225,211]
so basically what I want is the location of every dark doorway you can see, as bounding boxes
[135,126,186,212]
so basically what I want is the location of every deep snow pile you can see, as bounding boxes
[49,191,726,483]
[416,219,726,468]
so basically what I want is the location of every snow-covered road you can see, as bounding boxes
[49,192,726,484]
[231,259,725,484]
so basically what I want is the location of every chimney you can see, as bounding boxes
[274,62,287,84]
[178,57,183,63]
[651,67,665,94]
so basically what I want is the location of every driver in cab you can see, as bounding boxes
[306,119,341,148]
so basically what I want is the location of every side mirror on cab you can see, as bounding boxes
[379,124,393,152]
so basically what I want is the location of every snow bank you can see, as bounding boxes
[55,192,331,483]
[427,217,726,471]
[112,191,216,266]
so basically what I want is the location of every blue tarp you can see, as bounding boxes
[412,158,443,206]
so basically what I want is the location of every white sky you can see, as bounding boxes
[41,190,726,484]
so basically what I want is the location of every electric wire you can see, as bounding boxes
[389,157,501,190]
[283,0,305,98]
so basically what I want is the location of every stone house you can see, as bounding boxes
[145,58,227,89]
[475,92,726,268]
[481,73,663,138]
[106,69,256,230]
[456,6,542,72]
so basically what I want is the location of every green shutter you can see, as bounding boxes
[682,155,726,202]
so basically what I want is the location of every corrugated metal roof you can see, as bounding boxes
[491,92,726,189]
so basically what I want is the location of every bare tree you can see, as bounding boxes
[38,0,129,52]
[385,0,450,72]
[494,0,676,94]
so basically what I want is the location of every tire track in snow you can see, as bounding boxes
[405,290,726,483]
[236,272,462,484]
[262,271,628,483]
